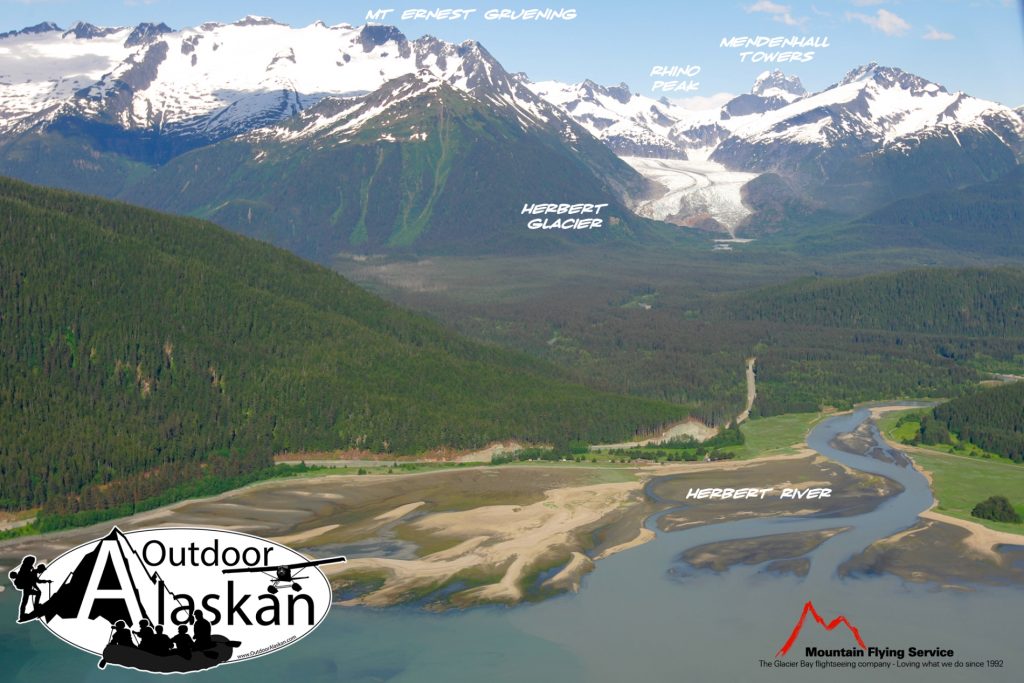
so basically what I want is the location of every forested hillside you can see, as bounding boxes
[713,267,1024,337]
[805,165,1024,258]
[0,177,685,516]
[412,263,1024,420]
[930,382,1024,462]
[706,268,1024,415]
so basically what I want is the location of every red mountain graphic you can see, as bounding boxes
[776,600,867,657]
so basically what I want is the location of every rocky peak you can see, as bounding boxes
[579,80,633,105]
[124,22,173,48]
[839,63,947,95]
[63,22,122,40]
[0,21,62,39]
[751,69,806,98]
[233,16,284,27]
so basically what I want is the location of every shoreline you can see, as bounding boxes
[871,410,1024,559]
[330,479,646,607]
[0,446,818,558]
[589,418,717,450]
[9,403,1008,606]
[0,448,840,606]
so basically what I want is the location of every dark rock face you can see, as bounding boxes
[723,93,791,117]
[578,80,632,105]
[604,136,688,160]
[0,22,62,39]
[837,63,947,96]
[62,23,122,40]
[124,22,173,48]
[181,35,202,55]
[736,173,818,236]
[359,24,406,52]
[671,123,730,151]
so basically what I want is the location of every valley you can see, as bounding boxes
[0,5,1022,681]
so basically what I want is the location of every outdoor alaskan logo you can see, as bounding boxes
[7,527,346,674]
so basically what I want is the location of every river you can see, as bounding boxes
[2,405,1021,681]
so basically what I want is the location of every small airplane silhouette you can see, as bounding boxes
[222,556,347,594]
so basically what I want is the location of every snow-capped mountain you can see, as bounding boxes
[534,63,1022,214]
[121,64,659,259]
[524,69,809,161]
[710,63,1022,164]
[720,69,806,118]
[705,64,1023,208]
[4,17,1017,175]
[0,16,657,257]
[751,69,806,100]
[1,16,1020,246]
[526,79,687,159]
[0,21,64,39]
[0,17,570,153]
[534,64,1021,169]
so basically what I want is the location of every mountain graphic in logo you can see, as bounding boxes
[9,526,344,674]
[776,600,867,657]
[29,527,181,626]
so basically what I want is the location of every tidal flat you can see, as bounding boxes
[679,527,850,576]
[0,452,897,608]
[839,517,1024,588]
[652,452,903,532]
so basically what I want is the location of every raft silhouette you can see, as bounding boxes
[99,634,241,673]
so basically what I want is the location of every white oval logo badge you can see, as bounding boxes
[7,526,345,674]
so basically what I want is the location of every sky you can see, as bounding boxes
[1,0,1022,106]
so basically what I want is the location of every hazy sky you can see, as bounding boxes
[2,0,1022,105]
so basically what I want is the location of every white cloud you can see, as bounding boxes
[669,92,736,111]
[922,25,955,41]
[747,0,788,12]
[845,8,911,36]
[745,1,807,28]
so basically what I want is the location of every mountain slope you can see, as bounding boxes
[0,19,539,152]
[527,79,689,159]
[538,64,1022,217]
[121,72,657,258]
[795,165,1024,257]
[701,64,1022,209]
[0,176,684,514]
[0,18,656,257]
[3,19,1020,251]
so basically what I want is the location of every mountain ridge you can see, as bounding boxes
[0,17,1020,251]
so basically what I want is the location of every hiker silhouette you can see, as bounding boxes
[8,556,51,622]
